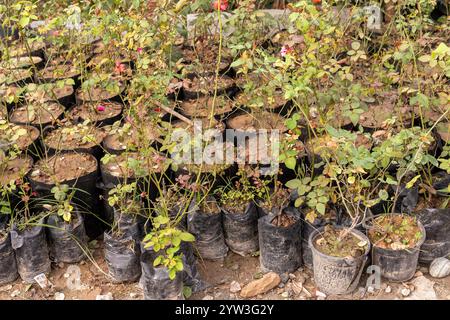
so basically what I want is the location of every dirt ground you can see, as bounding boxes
[1,240,449,300]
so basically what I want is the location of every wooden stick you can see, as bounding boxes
[152,100,193,126]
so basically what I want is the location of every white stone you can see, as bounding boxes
[405,276,437,300]
[96,292,113,300]
[229,281,241,293]
[55,292,65,300]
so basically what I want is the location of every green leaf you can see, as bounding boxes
[418,55,431,63]
[286,179,301,189]
[179,232,195,242]
[316,203,326,215]
[183,286,192,299]
[18,16,30,28]
[294,197,304,208]
[285,157,296,170]
[405,175,421,189]
[378,189,389,201]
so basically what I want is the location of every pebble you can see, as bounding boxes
[96,292,113,300]
[401,288,411,297]
[385,286,392,293]
[229,281,241,293]
[231,264,239,271]
[10,289,20,297]
[414,271,423,277]
[281,292,289,298]
[316,290,327,298]
[367,286,375,294]
[280,273,289,283]
[55,292,65,300]
[0,285,12,292]
[278,283,285,289]
[130,292,138,299]
[202,295,214,300]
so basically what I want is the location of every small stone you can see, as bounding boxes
[315,290,327,298]
[278,283,285,289]
[356,287,366,299]
[281,291,289,298]
[129,292,137,299]
[96,292,113,300]
[401,288,411,297]
[229,281,241,293]
[240,272,281,298]
[11,289,20,297]
[280,273,289,283]
[414,271,423,277]
[405,276,437,300]
[367,286,375,294]
[55,292,65,300]
[385,286,392,293]
[202,295,214,300]
[0,285,12,292]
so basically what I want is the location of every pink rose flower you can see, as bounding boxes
[97,105,106,112]
[212,0,228,11]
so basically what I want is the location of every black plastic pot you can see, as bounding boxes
[187,197,228,261]
[258,207,302,274]
[416,208,450,264]
[140,245,184,300]
[309,227,370,295]
[180,241,206,293]
[104,229,141,283]
[370,219,426,282]
[113,207,144,240]
[0,232,19,285]
[11,220,51,283]
[29,154,104,240]
[46,209,88,263]
[221,202,259,256]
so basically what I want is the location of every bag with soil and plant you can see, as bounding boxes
[309,225,370,295]
[104,229,141,283]
[45,186,88,263]
[0,228,19,285]
[258,206,302,274]
[414,171,450,263]
[187,195,228,261]
[217,172,259,256]
[11,217,51,283]
[368,214,426,282]
[140,245,184,300]
[29,152,104,239]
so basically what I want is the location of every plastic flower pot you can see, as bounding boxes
[370,218,426,282]
[309,226,370,295]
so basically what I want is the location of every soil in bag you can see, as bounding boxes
[221,202,259,256]
[187,197,228,261]
[11,221,51,283]
[104,228,141,283]
[140,245,184,300]
[0,231,19,285]
[416,208,450,263]
[46,209,88,263]
[180,240,207,293]
[258,206,302,274]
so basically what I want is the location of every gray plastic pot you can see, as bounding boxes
[370,219,426,282]
[309,227,370,295]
